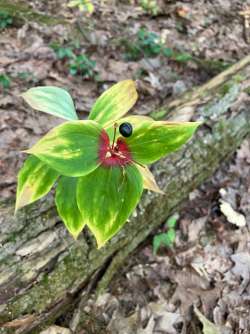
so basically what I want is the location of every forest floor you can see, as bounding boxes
[0,0,250,333]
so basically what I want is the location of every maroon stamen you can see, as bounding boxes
[98,127,133,167]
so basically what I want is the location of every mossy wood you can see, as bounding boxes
[0,0,66,26]
[0,56,250,333]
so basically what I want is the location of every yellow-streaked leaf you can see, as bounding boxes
[104,115,153,139]
[89,80,138,126]
[77,164,143,248]
[25,120,101,177]
[16,156,59,212]
[136,165,164,194]
[125,120,201,164]
[22,86,78,121]
[55,176,85,239]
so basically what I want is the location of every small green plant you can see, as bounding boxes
[69,54,97,78]
[124,29,162,60]
[153,215,178,254]
[0,74,11,90]
[123,28,192,63]
[17,72,37,82]
[16,81,200,248]
[50,42,98,79]
[0,11,13,30]
[67,0,94,14]
[51,43,75,60]
[139,0,159,16]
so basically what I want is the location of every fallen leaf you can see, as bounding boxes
[176,6,190,18]
[220,200,246,227]
[231,252,250,281]
[188,216,207,242]
[2,315,36,328]
[237,139,250,163]
[149,302,182,334]
[136,165,164,194]
[169,106,195,122]
[107,309,138,334]
[194,307,220,334]
[137,316,155,334]
[39,325,71,334]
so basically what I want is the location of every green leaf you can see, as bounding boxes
[153,233,167,254]
[105,114,152,129]
[15,155,59,211]
[166,229,176,244]
[26,120,102,177]
[153,230,175,254]
[89,80,138,126]
[166,215,178,228]
[162,47,174,57]
[77,164,143,248]
[174,52,192,63]
[124,120,201,164]
[0,74,11,89]
[21,86,78,121]
[67,0,94,13]
[104,115,153,140]
[55,176,85,239]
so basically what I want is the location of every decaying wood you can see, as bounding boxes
[0,56,250,334]
[0,0,66,26]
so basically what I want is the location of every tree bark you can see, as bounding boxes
[0,56,250,334]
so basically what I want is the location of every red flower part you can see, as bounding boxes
[99,130,132,167]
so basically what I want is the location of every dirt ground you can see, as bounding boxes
[0,1,250,333]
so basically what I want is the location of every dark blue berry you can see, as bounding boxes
[119,122,133,138]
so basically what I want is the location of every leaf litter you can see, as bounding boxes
[0,0,250,332]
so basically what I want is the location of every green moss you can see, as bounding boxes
[5,231,18,243]
[244,86,250,95]
[219,75,245,96]
[219,82,235,96]
[0,0,66,26]
[194,58,232,74]
[232,74,245,83]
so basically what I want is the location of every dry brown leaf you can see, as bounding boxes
[220,200,246,227]
[39,325,71,334]
[2,315,36,328]
[231,252,250,281]
[237,139,250,163]
[176,6,190,18]
[136,165,164,194]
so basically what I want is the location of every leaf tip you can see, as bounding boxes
[68,228,84,241]
[20,90,31,101]
[71,233,79,240]
[121,79,139,103]
[193,121,203,128]
[14,197,25,213]
[14,203,19,215]
[21,148,36,156]
[97,241,105,249]
[95,234,108,249]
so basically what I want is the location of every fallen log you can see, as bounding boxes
[0,55,250,334]
[0,0,66,26]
